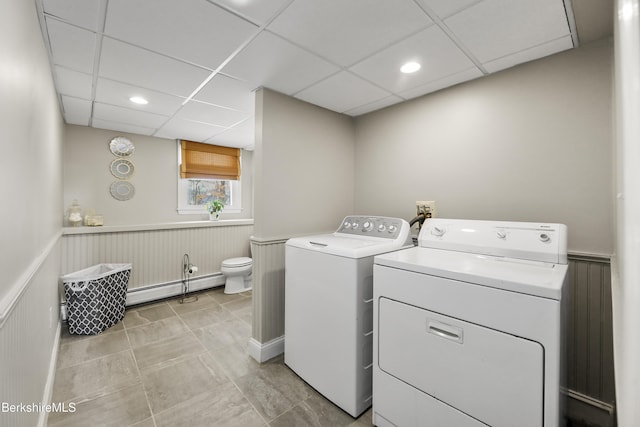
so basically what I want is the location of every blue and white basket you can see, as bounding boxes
[61,263,131,335]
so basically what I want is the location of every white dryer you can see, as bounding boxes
[373,218,569,427]
[285,216,412,417]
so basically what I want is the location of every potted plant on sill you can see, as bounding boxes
[206,200,224,221]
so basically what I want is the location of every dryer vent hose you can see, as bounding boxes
[409,213,426,228]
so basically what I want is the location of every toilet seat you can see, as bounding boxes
[222,257,252,268]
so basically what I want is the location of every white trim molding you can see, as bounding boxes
[247,335,285,363]
[0,232,61,328]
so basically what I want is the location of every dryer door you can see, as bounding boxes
[378,297,544,427]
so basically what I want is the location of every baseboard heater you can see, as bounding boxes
[60,273,226,320]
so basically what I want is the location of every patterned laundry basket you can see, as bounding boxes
[61,263,131,335]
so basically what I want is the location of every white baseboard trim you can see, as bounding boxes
[125,274,226,306]
[39,321,61,427]
[247,335,285,363]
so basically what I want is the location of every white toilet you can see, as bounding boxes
[221,257,253,294]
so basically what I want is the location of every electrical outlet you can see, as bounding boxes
[416,200,437,218]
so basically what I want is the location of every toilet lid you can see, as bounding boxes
[222,257,252,268]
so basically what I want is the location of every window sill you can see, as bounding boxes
[62,219,254,235]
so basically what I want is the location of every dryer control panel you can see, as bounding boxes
[337,216,407,240]
[419,218,568,264]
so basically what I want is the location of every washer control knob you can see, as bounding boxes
[431,226,445,237]
[352,222,359,230]
[378,224,386,232]
[388,225,397,233]
[496,230,507,240]
[362,221,374,232]
[539,233,551,243]
[343,221,351,229]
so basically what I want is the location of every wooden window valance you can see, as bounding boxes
[180,140,241,180]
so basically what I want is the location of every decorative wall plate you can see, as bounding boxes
[110,158,135,179]
[109,136,135,157]
[110,181,135,201]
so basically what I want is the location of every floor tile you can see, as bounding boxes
[207,287,247,304]
[270,388,357,427]
[235,362,312,421]
[48,383,150,427]
[221,297,253,324]
[126,316,190,348]
[57,330,130,369]
[133,333,205,371]
[123,302,176,329]
[178,303,230,330]
[60,320,124,345]
[194,318,251,351]
[168,293,220,315]
[141,352,230,413]
[52,350,139,403]
[208,342,262,380]
[50,291,376,426]
[154,383,266,427]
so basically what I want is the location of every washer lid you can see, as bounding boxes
[375,246,568,300]
[286,233,412,258]
[222,257,252,267]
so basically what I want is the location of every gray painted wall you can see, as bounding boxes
[253,88,355,240]
[354,39,613,256]
[63,125,253,226]
[0,0,64,424]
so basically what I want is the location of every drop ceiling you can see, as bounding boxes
[36,0,610,150]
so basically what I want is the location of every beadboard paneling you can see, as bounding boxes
[61,224,254,291]
[0,238,60,427]
[566,254,615,425]
[250,238,287,344]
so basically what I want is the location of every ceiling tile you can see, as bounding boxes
[93,103,169,129]
[295,71,391,113]
[222,31,339,95]
[98,37,211,97]
[397,67,483,99]
[349,26,478,94]
[46,18,96,73]
[483,36,574,73]
[267,0,432,67]
[209,0,293,25]
[417,0,482,19]
[61,96,91,126]
[55,66,93,99]
[43,0,102,30]
[206,117,255,149]
[343,95,404,116]
[92,118,156,136]
[176,100,248,128]
[193,74,256,113]
[444,0,571,63]
[104,0,258,70]
[154,117,227,141]
[95,78,185,116]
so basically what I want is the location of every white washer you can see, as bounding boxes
[373,218,569,427]
[285,216,412,417]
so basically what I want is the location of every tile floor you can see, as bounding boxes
[48,287,373,427]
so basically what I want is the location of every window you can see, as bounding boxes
[177,140,242,214]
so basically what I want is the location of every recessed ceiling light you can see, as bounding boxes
[129,96,148,105]
[400,62,421,74]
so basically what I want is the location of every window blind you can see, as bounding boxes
[180,140,241,180]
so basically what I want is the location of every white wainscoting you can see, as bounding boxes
[61,221,254,297]
[0,235,61,427]
[249,237,288,361]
